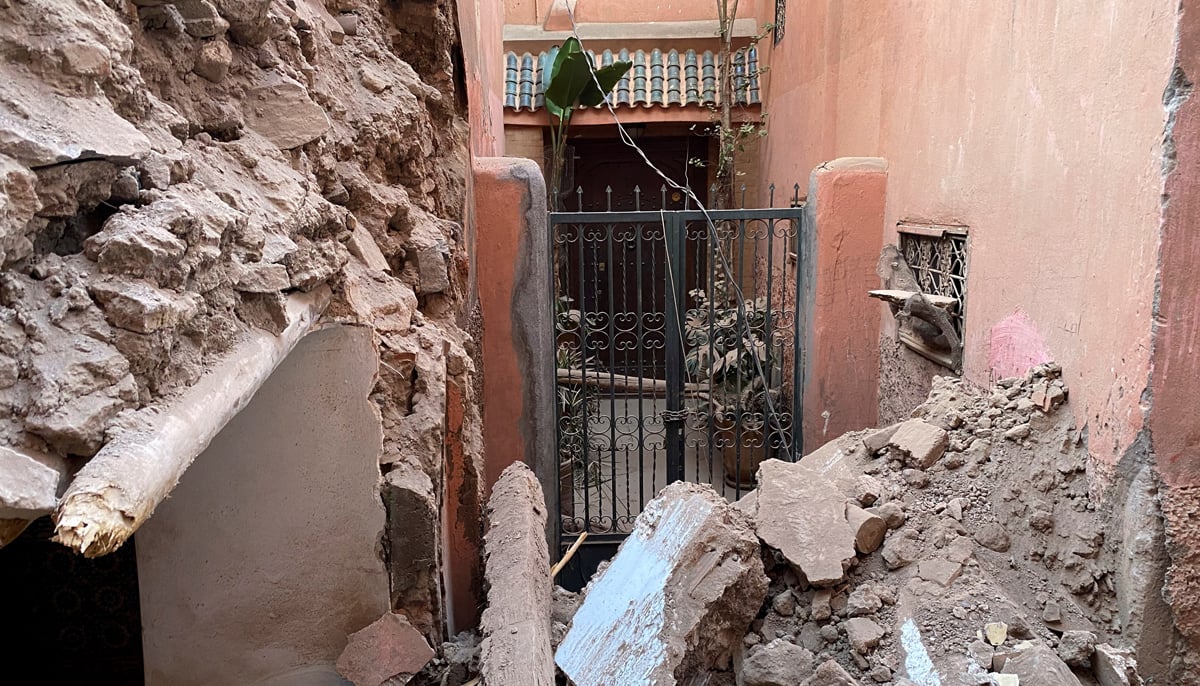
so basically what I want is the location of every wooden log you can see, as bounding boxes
[52,288,330,557]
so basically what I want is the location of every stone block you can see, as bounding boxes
[336,612,433,686]
[343,262,417,332]
[556,482,767,686]
[347,223,391,273]
[193,39,233,83]
[1057,630,1096,667]
[887,419,948,468]
[862,422,901,454]
[382,466,441,638]
[747,459,856,586]
[0,445,64,518]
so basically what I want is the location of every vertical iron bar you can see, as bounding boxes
[664,212,686,485]
[551,216,563,557]
[605,224,617,530]
[635,222,646,516]
[733,218,747,499]
[763,217,776,456]
[577,222,591,530]
[791,209,804,461]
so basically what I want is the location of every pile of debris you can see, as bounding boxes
[549,363,1143,686]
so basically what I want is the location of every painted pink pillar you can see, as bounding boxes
[473,158,555,501]
[801,158,886,452]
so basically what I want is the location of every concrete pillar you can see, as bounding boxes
[473,157,555,544]
[801,158,887,453]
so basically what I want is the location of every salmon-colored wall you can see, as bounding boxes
[757,0,1177,469]
[460,0,506,157]
[803,159,885,449]
[505,0,755,25]
[1152,0,1200,657]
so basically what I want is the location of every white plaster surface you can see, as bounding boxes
[136,326,388,686]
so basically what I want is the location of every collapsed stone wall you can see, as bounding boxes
[0,0,481,643]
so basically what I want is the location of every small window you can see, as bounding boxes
[773,0,786,44]
[896,222,969,337]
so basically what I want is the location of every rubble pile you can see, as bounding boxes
[555,364,1142,685]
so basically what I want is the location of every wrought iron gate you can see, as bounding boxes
[551,185,807,589]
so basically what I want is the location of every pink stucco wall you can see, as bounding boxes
[505,0,756,25]
[756,0,1177,470]
[460,0,506,157]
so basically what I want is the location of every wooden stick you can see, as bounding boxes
[551,531,589,578]
[53,288,330,557]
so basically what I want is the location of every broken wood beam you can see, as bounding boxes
[52,288,330,557]
[556,369,711,397]
[479,462,555,686]
[868,289,957,310]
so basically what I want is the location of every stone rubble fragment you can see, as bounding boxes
[739,638,815,686]
[1092,644,1142,686]
[845,503,887,554]
[747,459,857,586]
[886,419,949,468]
[1000,642,1083,686]
[336,612,434,686]
[556,482,767,686]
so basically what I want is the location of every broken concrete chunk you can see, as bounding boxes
[1093,644,1142,686]
[752,459,857,586]
[740,638,815,686]
[25,386,132,455]
[811,588,833,621]
[845,587,882,617]
[0,445,65,518]
[853,475,884,506]
[243,75,331,149]
[347,223,391,273]
[845,503,886,554]
[479,463,554,686]
[843,617,885,654]
[1057,630,1096,667]
[176,0,228,37]
[917,558,962,588]
[90,278,200,333]
[862,422,901,454]
[1001,642,1083,686]
[556,482,767,686]
[887,419,948,469]
[336,612,434,686]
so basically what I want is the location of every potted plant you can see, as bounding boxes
[684,278,782,487]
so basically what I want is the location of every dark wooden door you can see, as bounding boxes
[559,137,708,376]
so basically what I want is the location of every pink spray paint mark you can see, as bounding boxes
[987,309,1052,379]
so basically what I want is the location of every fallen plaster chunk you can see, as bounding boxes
[336,612,434,686]
[1093,644,1142,686]
[898,618,943,686]
[556,482,767,686]
[0,445,66,519]
[1001,642,1083,686]
[52,288,330,557]
[887,419,948,469]
[479,463,555,686]
[801,659,861,685]
[748,459,856,586]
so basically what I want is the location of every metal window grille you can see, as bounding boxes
[897,223,968,337]
[774,0,786,44]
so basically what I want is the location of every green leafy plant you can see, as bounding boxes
[543,37,632,208]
